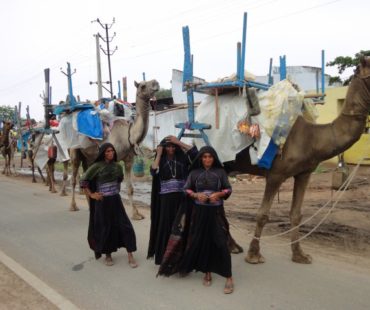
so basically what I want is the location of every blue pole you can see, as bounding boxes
[279,55,286,80]
[268,58,273,85]
[182,26,195,124]
[142,72,146,81]
[240,12,247,81]
[321,50,325,95]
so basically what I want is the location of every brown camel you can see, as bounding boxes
[1,121,16,176]
[68,79,159,220]
[226,56,370,265]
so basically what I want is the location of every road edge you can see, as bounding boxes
[0,249,79,310]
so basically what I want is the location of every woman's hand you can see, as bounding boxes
[90,192,103,201]
[156,145,164,155]
[209,192,223,203]
[165,135,179,145]
[196,193,209,203]
[151,145,163,170]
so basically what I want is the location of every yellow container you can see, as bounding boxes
[343,133,370,165]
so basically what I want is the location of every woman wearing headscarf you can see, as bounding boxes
[147,135,198,265]
[158,146,234,294]
[80,143,137,267]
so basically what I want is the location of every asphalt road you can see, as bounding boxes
[0,174,370,310]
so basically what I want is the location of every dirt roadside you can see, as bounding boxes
[0,261,57,310]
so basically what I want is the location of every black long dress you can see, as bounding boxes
[147,145,198,265]
[80,158,136,258]
[159,163,233,278]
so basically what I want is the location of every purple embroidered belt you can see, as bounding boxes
[97,181,120,197]
[160,179,185,194]
[195,190,222,206]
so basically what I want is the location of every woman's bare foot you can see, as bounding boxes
[224,277,234,294]
[203,272,212,287]
[128,252,138,268]
[105,254,114,266]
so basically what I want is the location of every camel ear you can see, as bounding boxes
[134,81,139,88]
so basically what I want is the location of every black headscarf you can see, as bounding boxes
[189,145,223,170]
[158,138,183,157]
[94,142,118,163]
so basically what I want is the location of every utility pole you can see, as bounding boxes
[91,34,103,99]
[92,18,117,98]
[42,68,51,129]
[122,77,128,101]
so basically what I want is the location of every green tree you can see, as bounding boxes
[155,88,172,99]
[0,105,15,122]
[327,50,370,85]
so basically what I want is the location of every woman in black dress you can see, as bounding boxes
[148,136,197,265]
[159,146,234,294]
[80,143,138,268]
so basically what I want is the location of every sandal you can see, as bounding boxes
[223,282,234,294]
[202,274,212,287]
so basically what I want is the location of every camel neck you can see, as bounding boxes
[316,76,368,160]
[1,127,11,146]
[129,96,149,145]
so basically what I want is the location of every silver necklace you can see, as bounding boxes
[167,157,177,178]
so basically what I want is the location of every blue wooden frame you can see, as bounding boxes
[177,12,271,145]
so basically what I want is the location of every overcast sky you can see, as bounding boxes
[0,0,368,120]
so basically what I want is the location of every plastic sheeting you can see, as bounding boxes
[257,79,305,146]
[76,109,103,140]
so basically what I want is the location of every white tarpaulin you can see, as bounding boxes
[195,92,254,162]
[142,108,193,150]
[34,130,70,169]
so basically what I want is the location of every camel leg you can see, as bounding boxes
[10,150,18,176]
[70,150,80,211]
[37,166,46,183]
[5,154,11,176]
[124,160,144,220]
[28,150,37,183]
[245,174,283,264]
[60,161,69,196]
[290,172,312,264]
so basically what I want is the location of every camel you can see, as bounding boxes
[68,79,159,220]
[231,56,370,264]
[27,131,69,195]
[1,121,17,176]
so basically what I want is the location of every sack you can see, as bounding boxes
[48,145,57,159]
[114,103,125,117]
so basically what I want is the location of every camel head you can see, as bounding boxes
[134,79,160,102]
[2,121,14,131]
[355,55,370,79]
